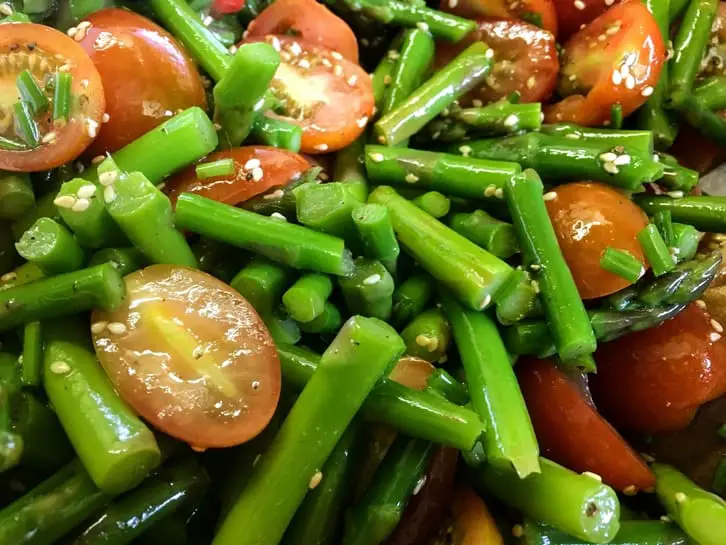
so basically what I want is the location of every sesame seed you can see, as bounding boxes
[263,189,285,200]
[472,99,484,107]
[356,116,368,128]
[252,380,260,390]
[0,272,16,282]
[363,274,381,285]
[416,22,430,32]
[67,26,78,38]
[526,76,536,89]
[484,184,497,197]
[614,154,631,166]
[530,264,541,271]
[50,361,71,374]
[543,191,557,201]
[77,184,97,199]
[640,452,656,463]
[494,188,504,199]
[565,133,581,139]
[309,471,323,489]
[413,475,427,495]
[660,515,672,522]
[347,74,358,86]
[270,36,281,51]
[42,132,57,145]
[675,492,687,503]
[405,173,419,184]
[623,485,638,496]
[91,155,105,164]
[102,113,110,123]
[252,167,264,181]
[479,294,492,309]
[289,42,302,56]
[72,198,90,212]
[696,299,707,309]
[512,525,524,538]
[331,51,343,61]
[485,48,495,59]
[99,170,118,186]
[642,86,654,97]
[666,191,684,198]
[582,471,603,482]
[603,162,620,175]
[600,152,618,162]
[574,0,585,9]
[270,212,287,221]
[383,74,392,85]
[710,332,721,342]
[313,144,329,152]
[612,70,622,85]
[244,158,261,170]
[297,58,311,69]
[86,118,99,138]
[625,75,636,89]
[91,321,107,334]
[103,185,116,203]
[448,0,458,7]
[459,145,472,156]
[54,195,77,209]
[503,114,519,127]
[712,319,724,333]
[369,152,385,163]
[107,322,127,335]
[387,50,400,61]
[333,64,343,77]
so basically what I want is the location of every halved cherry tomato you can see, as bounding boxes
[591,303,726,434]
[440,0,558,35]
[388,447,459,545]
[545,182,649,299]
[92,265,281,450]
[166,146,310,206]
[435,18,559,105]
[551,0,622,40]
[213,0,246,14]
[244,35,374,154]
[246,0,359,62]
[433,488,504,545]
[389,355,436,391]
[545,1,665,127]
[517,358,655,492]
[0,24,105,172]
[77,8,207,157]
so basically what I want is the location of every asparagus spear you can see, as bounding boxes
[230,257,296,317]
[88,247,148,277]
[400,308,450,363]
[15,218,84,275]
[352,204,400,275]
[382,29,435,118]
[522,519,693,545]
[391,274,433,330]
[423,102,543,142]
[635,195,726,233]
[283,274,334,324]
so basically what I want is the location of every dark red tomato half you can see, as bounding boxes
[545,182,649,299]
[246,0,359,63]
[545,0,665,126]
[244,35,374,154]
[592,303,726,434]
[441,0,558,35]
[435,18,559,105]
[552,0,623,40]
[0,23,105,172]
[517,358,655,493]
[78,8,207,157]
[166,146,310,206]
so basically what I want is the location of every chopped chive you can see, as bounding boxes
[718,423,726,439]
[195,158,236,179]
[713,456,726,495]
[13,101,40,148]
[600,247,644,283]
[654,209,675,247]
[53,72,72,122]
[0,135,27,151]
[17,70,49,115]
[637,224,675,277]
[610,104,623,129]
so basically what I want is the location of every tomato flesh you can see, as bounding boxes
[244,35,374,154]
[166,146,310,206]
[77,8,207,157]
[434,488,504,545]
[435,18,559,105]
[552,0,622,40]
[591,303,726,434]
[246,0,359,62]
[546,1,665,126]
[92,265,281,450]
[389,356,436,391]
[545,182,649,299]
[440,0,558,35]
[0,23,105,172]
[517,358,655,492]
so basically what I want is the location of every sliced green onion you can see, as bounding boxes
[195,158,236,179]
[600,247,644,283]
[13,101,40,148]
[713,456,726,496]
[17,70,49,115]
[53,72,72,123]
[0,136,27,151]
[638,224,675,277]
[609,104,623,129]
[654,209,675,247]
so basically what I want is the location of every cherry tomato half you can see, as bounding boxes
[0,23,105,172]
[166,146,311,206]
[246,0,359,63]
[77,8,207,157]
[440,0,558,35]
[244,35,374,154]
[435,18,559,105]
[92,265,281,450]
[591,303,726,434]
[517,358,655,493]
[545,1,665,127]
[545,182,649,299]
[551,0,622,40]
[434,488,505,545]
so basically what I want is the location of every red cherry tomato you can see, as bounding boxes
[591,303,726,434]
[0,24,105,172]
[545,0,665,127]
[440,0,558,35]
[92,265,281,450]
[545,182,649,299]
[244,35,374,154]
[435,18,559,105]
[517,358,655,492]
[166,146,311,207]
[77,8,207,157]
[551,0,622,40]
[213,0,246,14]
[437,488,505,545]
[246,0,359,62]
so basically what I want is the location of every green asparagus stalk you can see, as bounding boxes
[400,308,450,363]
[88,247,148,277]
[449,209,519,259]
[230,256,296,317]
[283,274,334,323]
[540,124,654,153]
[522,519,693,545]
[339,258,396,320]
[352,204,400,275]
[423,102,543,142]
[412,191,451,218]
[298,302,343,334]
[15,218,85,275]
[382,29,435,119]
[333,135,369,202]
[635,195,726,232]
[391,274,433,330]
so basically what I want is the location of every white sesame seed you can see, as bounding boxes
[270,36,281,51]
[331,51,343,61]
[297,58,311,69]
[416,22,429,32]
[103,185,116,203]
[503,114,519,128]
[263,189,285,200]
[623,485,638,496]
[696,299,707,309]
[86,118,99,138]
[387,50,400,61]
[347,74,358,87]
[543,191,557,201]
[494,188,504,199]
[356,116,369,128]
[102,113,110,123]
[99,170,118,186]
[77,184,97,199]
[72,198,90,212]
[582,471,603,482]
[625,75,636,89]
[369,152,385,163]
[270,212,287,221]
[289,42,302,56]
[313,144,329,152]
[675,492,687,503]
[405,173,419,184]
[0,272,16,282]
[91,155,105,164]
[612,70,623,85]
[91,321,107,334]
[459,145,472,156]
[42,132,57,144]
[641,86,654,97]
[363,274,381,285]
[574,0,585,9]
[565,133,581,139]
[448,0,458,7]
[710,332,722,342]
[333,65,343,77]
[413,475,427,495]
[472,99,484,107]
[485,48,495,59]
[54,195,77,209]
[107,322,127,335]
[600,152,618,162]
[711,319,723,333]
[614,154,631,166]
[605,0,614,4]
[244,158,261,171]
[603,162,620,175]
[479,294,492,309]
[50,361,71,374]
[666,191,684,198]
[309,471,323,489]
[252,167,264,181]
[67,26,78,38]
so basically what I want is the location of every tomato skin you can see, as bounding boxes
[77,8,207,157]
[591,303,726,434]
[545,182,649,299]
[552,0,622,40]
[245,35,374,154]
[246,0,359,62]
[545,1,665,126]
[517,358,655,492]
[440,0,558,35]
[0,24,105,172]
[166,146,310,206]
[435,18,559,105]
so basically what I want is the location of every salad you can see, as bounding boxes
[0,0,724,544]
